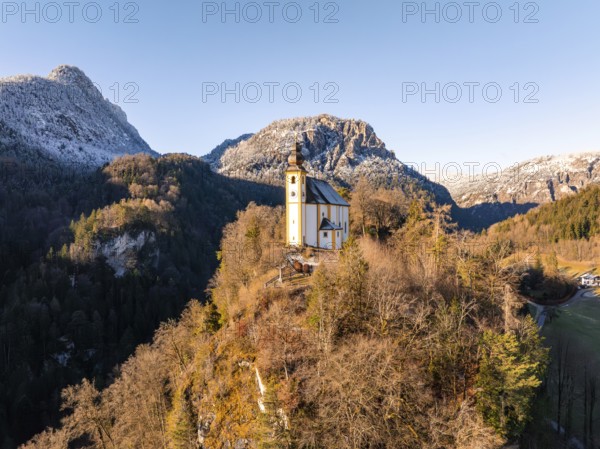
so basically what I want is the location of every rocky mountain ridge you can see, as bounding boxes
[203,114,452,202]
[0,65,156,168]
[446,152,600,229]
[447,152,600,206]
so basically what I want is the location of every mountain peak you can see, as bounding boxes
[48,65,89,83]
[204,115,451,202]
[0,66,157,168]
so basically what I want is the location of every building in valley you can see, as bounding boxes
[579,273,600,287]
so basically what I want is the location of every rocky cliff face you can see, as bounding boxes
[448,152,600,207]
[0,65,156,168]
[203,114,451,202]
[447,152,600,229]
[95,230,159,278]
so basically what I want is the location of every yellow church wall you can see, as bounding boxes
[286,166,350,250]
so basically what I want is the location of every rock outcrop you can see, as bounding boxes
[95,230,159,277]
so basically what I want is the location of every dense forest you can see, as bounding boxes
[8,151,600,448]
[0,151,280,448]
[22,201,551,449]
[486,185,600,263]
[490,185,600,242]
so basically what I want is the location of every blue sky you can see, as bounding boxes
[1,0,599,169]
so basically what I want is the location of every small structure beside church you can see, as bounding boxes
[285,141,350,250]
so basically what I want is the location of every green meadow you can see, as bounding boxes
[536,290,600,441]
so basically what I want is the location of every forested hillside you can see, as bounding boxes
[491,185,600,242]
[485,185,600,263]
[0,152,280,448]
[483,187,600,447]
[23,202,549,449]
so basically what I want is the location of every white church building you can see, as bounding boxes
[285,142,350,250]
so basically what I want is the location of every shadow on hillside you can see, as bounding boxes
[227,176,284,207]
[0,153,286,447]
[452,201,540,231]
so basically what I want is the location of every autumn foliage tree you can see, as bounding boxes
[21,202,550,449]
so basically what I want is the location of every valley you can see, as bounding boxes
[1,66,600,449]
[3,0,598,446]
[526,288,600,448]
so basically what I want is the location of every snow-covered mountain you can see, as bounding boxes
[203,114,451,202]
[0,65,156,168]
[446,152,600,228]
[448,152,600,207]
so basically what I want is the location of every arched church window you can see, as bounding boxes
[291,176,296,184]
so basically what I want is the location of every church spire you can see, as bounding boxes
[287,136,305,170]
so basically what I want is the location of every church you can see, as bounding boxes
[285,141,350,250]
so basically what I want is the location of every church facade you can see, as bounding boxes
[285,142,350,250]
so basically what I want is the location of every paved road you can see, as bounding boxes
[559,288,589,307]
[530,288,598,329]
[528,301,547,327]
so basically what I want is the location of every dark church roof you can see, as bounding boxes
[319,217,343,231]
[306,178,350,207]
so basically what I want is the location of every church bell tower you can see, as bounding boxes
[286,140,307,247]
